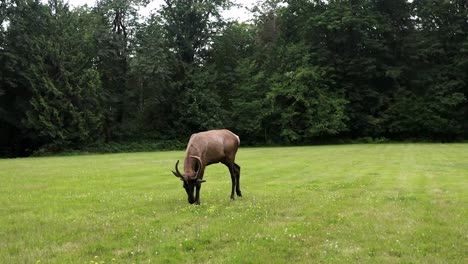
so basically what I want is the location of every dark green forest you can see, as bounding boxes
[0,0,467,157]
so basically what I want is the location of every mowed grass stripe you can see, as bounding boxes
[0,144,466,263]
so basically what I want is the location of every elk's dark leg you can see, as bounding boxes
[195,184,201,205]
[234,163,242,197]
[228,164,236,200]
[194,166,205,205]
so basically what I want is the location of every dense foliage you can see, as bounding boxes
[1,0,467,156]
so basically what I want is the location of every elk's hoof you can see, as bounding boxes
[236,191,242,197]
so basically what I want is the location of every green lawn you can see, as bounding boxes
[0,144,467,263]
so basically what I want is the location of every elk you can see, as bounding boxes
[172,129,242,205]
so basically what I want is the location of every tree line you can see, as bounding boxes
[0,0,467,157]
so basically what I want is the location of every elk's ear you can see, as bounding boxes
[197,179,206,183]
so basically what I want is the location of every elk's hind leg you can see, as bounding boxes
[234,163,242,197]
[224,162,237,200]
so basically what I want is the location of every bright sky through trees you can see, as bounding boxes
[64,0,254,21]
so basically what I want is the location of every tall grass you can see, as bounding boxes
[1,144,467,263]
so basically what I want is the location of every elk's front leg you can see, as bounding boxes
[195,183,201,205]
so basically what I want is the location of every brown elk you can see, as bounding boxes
[172,129,242,205]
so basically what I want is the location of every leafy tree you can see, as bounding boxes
[129,15,175,137]
[386,0,467,139]
[229,1,285,143]
[161,0,232,66]
[93,0,147,141]
[268,64,348,143]
[159,0,233,134]
[232,0,350,143]
[208,22,255,129]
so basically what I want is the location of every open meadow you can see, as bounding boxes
[0,144,467,263]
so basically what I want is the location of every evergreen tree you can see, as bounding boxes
[1,0,103,154]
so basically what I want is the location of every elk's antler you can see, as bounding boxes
[172,160,185,180]
[190,156,204,181]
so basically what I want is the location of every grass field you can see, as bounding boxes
[0,144,467,263]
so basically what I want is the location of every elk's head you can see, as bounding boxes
[172,156,205,204]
